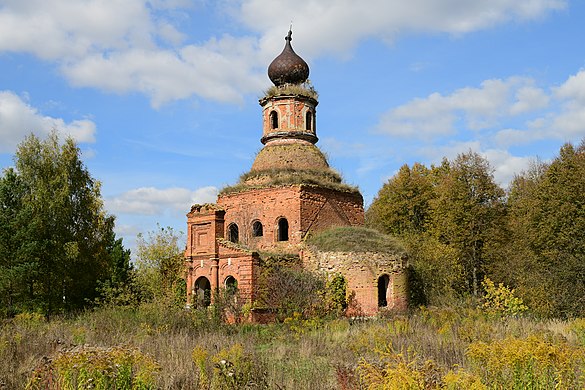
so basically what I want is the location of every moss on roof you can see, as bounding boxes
[251,143,330,172]
[219,168,360,196]
[306,226,405,254]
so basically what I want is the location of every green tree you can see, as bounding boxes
[506,142,585,317]
[135,225,184,303]
[366,163,435,235]
[0,132,124,316]
[0,168,34,315]
[430,152,506,297]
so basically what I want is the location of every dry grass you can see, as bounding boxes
[306,226,406,254]
[2,304,585,389]
[263,83,318,100]
[220,168,359,196]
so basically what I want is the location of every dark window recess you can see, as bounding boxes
[378,274,390,307]
[277,218,289,241]
[252,221,263,237]
[270,111,279,129]
[227,223,239,243]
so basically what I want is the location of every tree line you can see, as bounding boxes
[366,140,585,317]
[0,133,133,317]
[2,132,584,319]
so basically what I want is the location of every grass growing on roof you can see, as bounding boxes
[219,168,360,196]
[306,226,406,254]
[262,82,318,100]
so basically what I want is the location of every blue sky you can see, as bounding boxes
[1,0,584,252]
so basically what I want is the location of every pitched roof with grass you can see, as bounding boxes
[306,226,405,254]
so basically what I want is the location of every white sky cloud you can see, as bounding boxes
[105,186,218,216]
[240,0,566,59]
[372,68,585,187]
[376,77,549,138]
[0,90,96,153]
[0,0,567,106]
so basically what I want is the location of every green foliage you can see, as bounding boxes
[481,277,528,317]
[135,224,184,303]
[430,152,506,297]
[326,273,348,315]
[502,141,585,317]
[27,346,160,389]
[367,152,506,302]
[0,132,127,317]
[306,226,405,254]
[366,163,435,235]
[402,232,464,305]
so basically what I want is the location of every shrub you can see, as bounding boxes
[192,343,268,389]
[27,346,160,390]
[467,336,585,389]
[482,277,528,317]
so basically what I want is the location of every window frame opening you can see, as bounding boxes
[227,223,239,243]
[252,220,263,237]
[224,275,238,295]
[270,110,279,129]
[305,110,313,131]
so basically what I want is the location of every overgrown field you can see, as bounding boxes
[2,304,585,389]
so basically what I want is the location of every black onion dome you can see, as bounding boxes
[268,30,309,86]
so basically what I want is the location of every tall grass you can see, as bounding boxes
[1,304,585,389]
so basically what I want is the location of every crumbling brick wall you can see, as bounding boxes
[301,248,408,315]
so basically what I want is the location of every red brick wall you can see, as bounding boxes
[218,185,364,252]
[299,187,364,235]
[185,204,259,305]
[301,248,408,315]
[260,95,317,138]
[218,186,303,251]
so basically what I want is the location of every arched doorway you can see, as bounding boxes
[378,274,390,307]
[194,276,211,307]
[277,217,288,241]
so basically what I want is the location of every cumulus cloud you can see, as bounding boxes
[376,77,549,138]
[105,186,218,216]
[371,68,585,187]
[240,0,566,59]
[0,0,567,106]
[0,90,96,153]
[63,37,266,107]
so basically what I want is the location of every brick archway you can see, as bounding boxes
[194,276,211,307]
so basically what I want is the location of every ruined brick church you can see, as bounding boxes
[184,31,407,317]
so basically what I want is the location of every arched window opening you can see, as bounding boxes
[270,110,279,129]
[194,277,211,307]
[305,110,313,131]
[277,218,289,242]
[227,223,239,243]
[224,276,238,295]
[252,220,263,237]
[378,274,390,307]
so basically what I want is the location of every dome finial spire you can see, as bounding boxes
[267,28,309,86]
